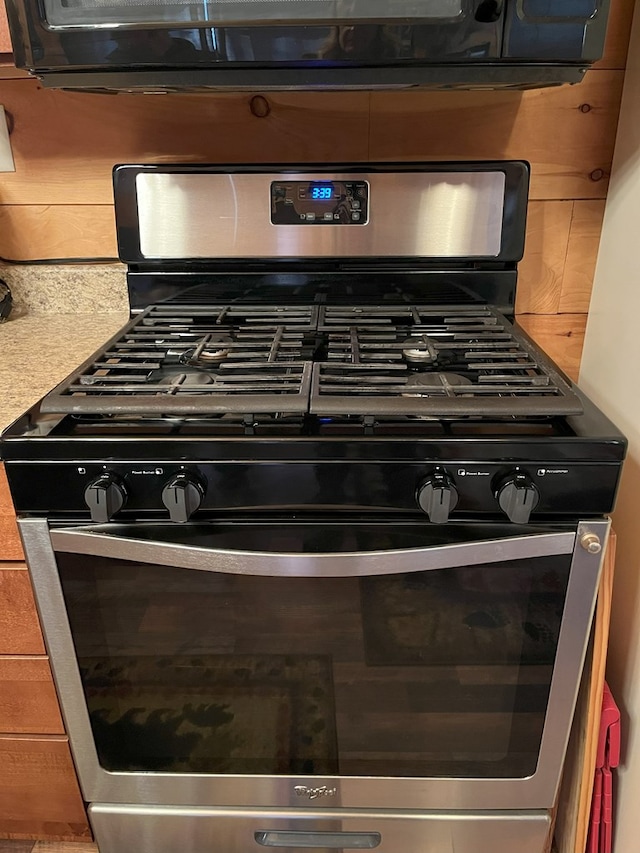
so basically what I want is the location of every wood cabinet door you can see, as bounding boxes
[0,735,91,840]
[0,656,65,733]
[0,565,45,654]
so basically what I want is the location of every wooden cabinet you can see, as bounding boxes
[0,737,90,839]
[0,564,45,654]
[0,462,91,842]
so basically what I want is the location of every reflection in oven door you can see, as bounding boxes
[62,552,567,779]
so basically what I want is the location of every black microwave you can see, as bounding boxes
[5,0,610,93]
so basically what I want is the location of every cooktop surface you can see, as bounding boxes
[37,302,581,420]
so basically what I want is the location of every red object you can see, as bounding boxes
[600,767,613,853]
[587,770,602,853]
[586,682,620,853]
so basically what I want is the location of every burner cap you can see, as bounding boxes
[160,373,215,387]
[401,335,438,364]
[182,335,233,366]
[402,372,473,396]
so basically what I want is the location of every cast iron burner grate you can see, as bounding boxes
[311,305,580,417]
[40,303,582,418]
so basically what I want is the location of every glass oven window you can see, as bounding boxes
[57,524,571,780]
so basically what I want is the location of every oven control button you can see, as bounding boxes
[161,473,205,523]
[84,473,127,523]
[416,470,459,523]
[496,472,540,524]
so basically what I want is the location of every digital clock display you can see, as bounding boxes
[271,179,368,225]
[310,184,334,200]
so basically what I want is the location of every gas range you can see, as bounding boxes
[0,161,627,526]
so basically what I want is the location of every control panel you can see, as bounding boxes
[271,180,369,225]
[7,458,622,525]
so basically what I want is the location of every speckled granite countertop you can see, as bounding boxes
[0,263,129,434]
[0,313,129,432]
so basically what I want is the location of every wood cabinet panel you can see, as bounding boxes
[0,735,90,840]
[369,70,624,201]
[0,463,23,561]
[0,566,45,655]
[0,657,65,734]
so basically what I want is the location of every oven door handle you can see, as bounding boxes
[49,527,576,577]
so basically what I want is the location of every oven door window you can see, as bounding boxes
[56,521,572,780]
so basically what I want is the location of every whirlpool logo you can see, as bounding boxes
[294,785,338,800]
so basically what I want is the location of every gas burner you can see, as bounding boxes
[401,335,438,364]
[402,373,473,397]
[177,334,234,366]
[160,373,215,387]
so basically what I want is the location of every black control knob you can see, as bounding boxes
[162,473,205,523]
[84,473,127,523]
[496,471,540,524]
[417,470,459,524]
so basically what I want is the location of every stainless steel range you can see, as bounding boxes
[1,162,626,853]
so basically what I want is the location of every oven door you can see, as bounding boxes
[19,516,608,811]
